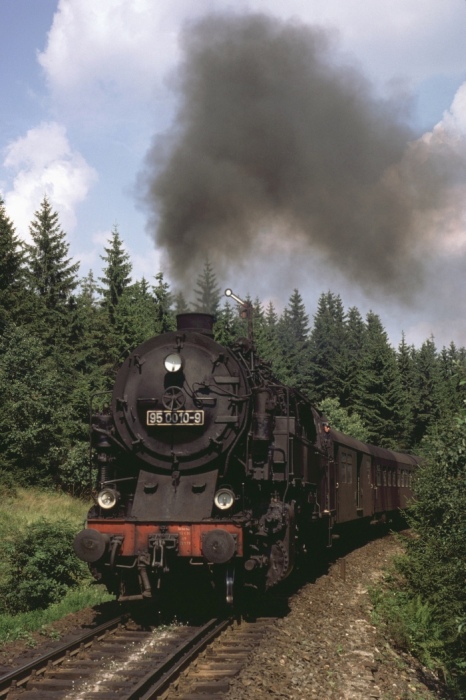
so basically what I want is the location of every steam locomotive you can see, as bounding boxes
[74,291,418,605]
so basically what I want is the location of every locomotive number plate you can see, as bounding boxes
[146,410,204,426]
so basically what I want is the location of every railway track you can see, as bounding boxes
[0,613,276,699]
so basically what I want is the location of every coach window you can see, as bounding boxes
[383,469,387,486]
[346,453,353,484]
[377,465,381,486]
[397,471,401,487]
[340,453,347,484]
[388,470,391,487]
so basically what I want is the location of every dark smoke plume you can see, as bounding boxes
[141,13,466,299]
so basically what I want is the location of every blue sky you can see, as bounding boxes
[1,0,466,349]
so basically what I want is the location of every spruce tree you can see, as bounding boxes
[265,300,279,328]
[0,197,26,330]
[153,271,175,334]
[96,227,133,372]
[354,311,406,447]
[438,342,465,414]
[412,338,447,446]
[396,332,418,448]
[308,291,346,403]
[276,289,312,394]
[193,259,221,315]
[340,306,367,411]
[286,289,310,340]
[99,226,132,324]
[113,279,157,357]
[173,291,191,315]
[67,271,111,475]
[0,324,72,483]
[72,270,103,375]
[248,300,288,381]
[24,196,79,341]
[214,300,244,346]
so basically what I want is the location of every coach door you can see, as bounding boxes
[337,447,356,522]
[360,454,373,517]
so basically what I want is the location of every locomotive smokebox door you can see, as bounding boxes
[111,319,248,473]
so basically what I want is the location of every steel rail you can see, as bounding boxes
[129,616,233,700]
[0,615,125,697]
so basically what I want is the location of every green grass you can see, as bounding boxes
[0,584,113,645]
[0,486,90,530]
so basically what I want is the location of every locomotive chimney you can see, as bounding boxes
[176,312,215,336]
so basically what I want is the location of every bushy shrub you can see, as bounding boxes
[319,397,370,442]
[372,409,466,696]
[0,519,89,614]
[57,441,95,496]
[371,580,449,676]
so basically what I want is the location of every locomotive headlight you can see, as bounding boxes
[164,352,183,373]
[214,488,235,511]
[97,488,119,510]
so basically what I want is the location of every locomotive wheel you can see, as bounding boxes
[266,541,289,589]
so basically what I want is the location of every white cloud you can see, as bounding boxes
[440,81,466,135]
[38,0,466,124]
[246,0,466,82]
[37,0,190,119]
[416,80,466,255]
[3,121,98,242]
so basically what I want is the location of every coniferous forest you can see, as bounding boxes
[0,196,465,693]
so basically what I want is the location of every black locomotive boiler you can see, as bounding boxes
[74,294,418,605]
